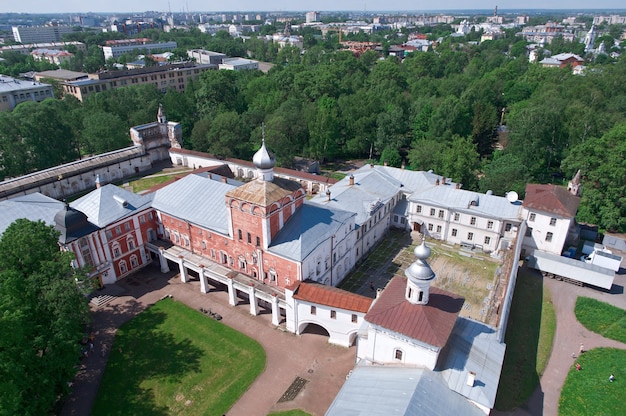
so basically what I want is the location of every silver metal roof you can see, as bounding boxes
[151,173,238,236]
[0,193,64,236]
[268,201,355,262]
[326,364,486,416]
[70,184,153,228]
[410,184,522,221]
[437,317,506,409]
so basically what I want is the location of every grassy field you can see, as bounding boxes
[92,298,265,416]
[128,170,190,193]
[559,348,626,416]
[268,410,312,416]
[575,297,626,343]
[494,269,556,410]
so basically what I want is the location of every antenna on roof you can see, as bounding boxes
[261,122,266,145]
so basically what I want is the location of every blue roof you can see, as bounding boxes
[0,193,64,235]
[70,184,153,228]
[151,173,238,236]
[411,185,522,221]
[437,318,506,409]
[268,201,355,262]
[326,364,485,416]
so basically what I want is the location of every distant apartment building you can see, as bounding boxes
[0,74,54,111]
[31,48,74,65]
[218,57,259,71]
[0,41,86,56]
[12,25,75,44]
[187,49,226,65]
[305,11,320,24]
[61,62,214,101]
[519,22,575,43]
[102,38,177,60]
[109,20,162,36]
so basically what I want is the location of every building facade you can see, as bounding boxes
[102,39,177,60]
[12,25,75,43]
[0,74,54,112]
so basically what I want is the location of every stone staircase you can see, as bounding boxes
[89,284,126,308]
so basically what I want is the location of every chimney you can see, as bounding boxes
[326,189,331,201]
[222,176,228,183]
[455,183,461,190]
[435,179,440,186]
[401,162,405,170]
[442,176,446,184]
[95,174,102,189]
[383,160,388,166]
[370,163,374,168]
[349,175,354,186]
[466,371,476,387]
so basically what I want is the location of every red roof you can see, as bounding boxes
[523,184,580,218]
[293,281,373,313]
[364,277,464,348]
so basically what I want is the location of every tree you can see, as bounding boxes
[0,219,90,416]
[561,123,626,232]
[81,111,130,155]
[479,152,529,197]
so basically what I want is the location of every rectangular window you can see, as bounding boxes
[451,228,457,237]
[115,226,121,235]
[438,210,444,218]
[526,227,533,237]
[546,232,553,242]
[330,310,336,319]
[416,205,422,213]
[467,232,474,241]
[487,221,494,229]
[470,217,476,225]
[454,213,460,221]
[247,232,252,244]
[428,224,433,231]
[484,236,491,245]
[106,230,113,239]
[256,236,260,246]
[430,208,436,216]
[311,305,316,315]
[351,314,358,323]
[505,223,512,232]
[238,229,242,240]
[201,240,206,249]
[124,222,130,231]
[436,225,441,233]
[139,215,145,224]
[529,213,536,221]
[550,218,557,226]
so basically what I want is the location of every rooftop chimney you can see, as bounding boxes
[455,183,461,190]
[435,179,440,186]
[326,189,331,201]
[349,175,354,186]
[467,371,476,387]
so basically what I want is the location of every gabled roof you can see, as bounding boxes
[523,184,580,218]
[365,277,464,348]
[268,201,356,262]
[310,165,402,225]
[0,193,64,236]
[437,318,506,409]
[411,184,522,221]
[226,177,302,207]
[151,173,237,235]
[292,281,372,313]
[70,184,154,228]
[326,365,485,416]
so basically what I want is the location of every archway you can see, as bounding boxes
[298,322,330,338]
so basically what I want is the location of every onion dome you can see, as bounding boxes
[405,240,435,283]
[253,139,276,170]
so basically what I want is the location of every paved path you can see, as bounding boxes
[495,266,626,416]
[61,264,355,416]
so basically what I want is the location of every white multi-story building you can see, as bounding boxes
[12,25,75,43]
[305,11,320,24]
[102,39,178,60]
[0,75,54,112]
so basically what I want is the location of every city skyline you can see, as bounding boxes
[6,0,626,15]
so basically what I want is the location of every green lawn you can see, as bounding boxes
[495,269,556,410]
[128,172,188,193]
[559,348,626,416]
[92,298,266,416]
[575,297,626,343]
[268,410,312,416]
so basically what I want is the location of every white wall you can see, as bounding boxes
[522,208,572,255]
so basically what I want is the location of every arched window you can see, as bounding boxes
[268,268,277,282]
[119,260,128,274]
[238,255,247,271]
[127,236,135,251]
[394,348,403,361]
[111,242,121,258]
[130,255,139,268]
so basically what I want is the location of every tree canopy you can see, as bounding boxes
[0,219,90,416]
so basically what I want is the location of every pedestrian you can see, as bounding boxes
[610,374,615,382]
[576,363,581,371]
[89,342,94,353]
[101,343,107,357]
[579,344,585,354]
[369,281,375,292]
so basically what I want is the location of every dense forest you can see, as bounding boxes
[1,25,625,232]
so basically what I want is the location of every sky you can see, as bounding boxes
[6,0,626,14]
